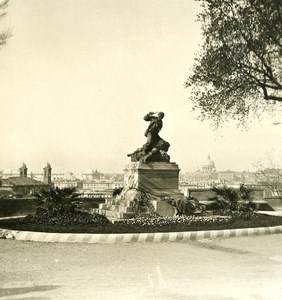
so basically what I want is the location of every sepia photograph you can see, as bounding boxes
[0,0,282,299]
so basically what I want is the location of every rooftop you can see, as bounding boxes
[1,177,49,186]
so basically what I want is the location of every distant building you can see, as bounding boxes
[53,179,80,189]
[79,178,124,198]
[111,181,124,189]
[43,162,52,185]
[81,179,123,191]
[202,155,216,173]
[218,171,236,182]
[82,169,104,180]
[179,182,207,196]
[179,156,266,196]
[80,190,113,199]
[82,179,111,192]
[1,169,21,178]
[19,163,28,177]
[0,163,51,198]
[181,155,218,183]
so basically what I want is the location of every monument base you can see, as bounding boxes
[97,162,183,219]
[124,161,183,197]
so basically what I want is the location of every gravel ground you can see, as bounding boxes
[1,234,282,299]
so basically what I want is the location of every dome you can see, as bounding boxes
[202,155,216,172]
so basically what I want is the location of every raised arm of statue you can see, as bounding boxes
[144,112,156,121]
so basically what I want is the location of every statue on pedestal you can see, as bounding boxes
[98,111,182,219]
[127,112,170,163]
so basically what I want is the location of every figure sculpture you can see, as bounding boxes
[127,112,170,163]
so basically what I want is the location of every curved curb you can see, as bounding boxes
[1,225,282,244]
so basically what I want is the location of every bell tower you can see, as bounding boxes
[19,163,27,177]
[43,162,52,185]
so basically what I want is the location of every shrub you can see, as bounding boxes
[24,186,111,226]
[230,210,259,221]
[35,187,82,214]
[170,197,206,216]
[131,189,157,217]
[23,210,110,226]
[210,184,255,214]
[206,196,232,215]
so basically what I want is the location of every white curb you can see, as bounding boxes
[0,225,282,244]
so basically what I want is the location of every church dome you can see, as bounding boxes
[202,155,216,172]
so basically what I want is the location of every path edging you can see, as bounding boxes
[1,225,282,244]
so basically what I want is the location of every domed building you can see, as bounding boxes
[202,155,217,173]
[181,155,218,184]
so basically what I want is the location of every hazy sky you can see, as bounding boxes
[1,0,282,173]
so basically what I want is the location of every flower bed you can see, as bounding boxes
[23,210,110,226]
[122,215,233,227]
[1,212,282,234]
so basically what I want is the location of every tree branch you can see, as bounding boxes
[261,85,282,102]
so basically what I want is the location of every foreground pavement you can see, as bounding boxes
[1,234,282,299]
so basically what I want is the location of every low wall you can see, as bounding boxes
[0,198,38,217]
[188,189,217,201]
[188,188,275,211]
[0,197,106,217]
[188,188,264,201]
[264,197,282,211]
[79,198,106,211]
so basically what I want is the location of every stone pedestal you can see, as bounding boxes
[124,162,183,198]
[97,162,183,219]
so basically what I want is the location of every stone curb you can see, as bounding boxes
[1,225,282,244]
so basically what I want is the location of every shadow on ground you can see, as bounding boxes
[0,285,60,298]
[190,240,251,254]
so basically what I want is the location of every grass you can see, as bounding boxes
[0,213,282,234]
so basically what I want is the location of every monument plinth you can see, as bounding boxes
[124,161,183,197]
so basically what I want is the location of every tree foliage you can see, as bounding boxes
[171,197,206,216]
[254,152,282,196]
[186,0,282,127]
[0,0,10,48]
[210,184,254,212]
[35,187,82,214]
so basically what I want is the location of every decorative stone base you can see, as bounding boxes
[151,200,175,216]
[98,162,184,219]
[124,161,184,197]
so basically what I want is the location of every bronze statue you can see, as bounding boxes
[127,112,170,163]
[143,112,164,152]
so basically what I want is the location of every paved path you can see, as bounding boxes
[1,234,282,299]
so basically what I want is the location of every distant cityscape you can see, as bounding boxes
[1,155,281,199]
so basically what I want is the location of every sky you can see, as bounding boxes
[1,0,282,174]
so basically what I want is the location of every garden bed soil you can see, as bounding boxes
[1,214,282,234]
